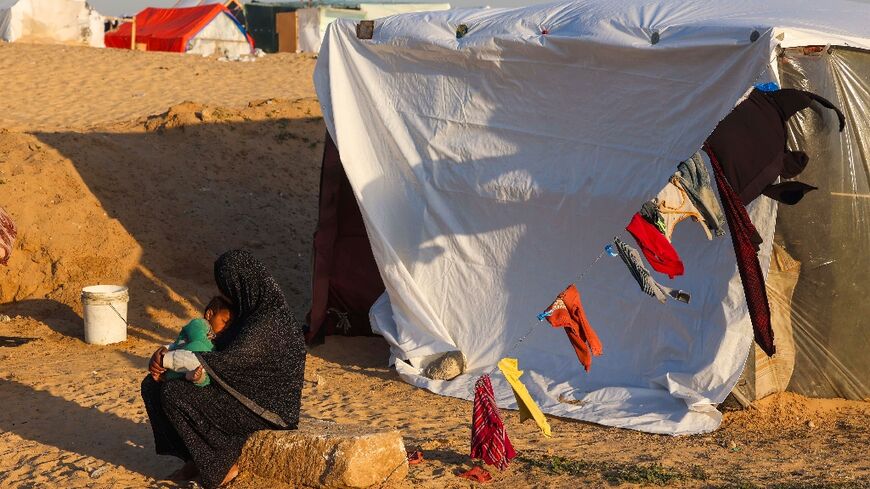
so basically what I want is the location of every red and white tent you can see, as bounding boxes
[105,5,253,56]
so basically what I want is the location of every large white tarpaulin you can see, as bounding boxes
[314,0,870,435]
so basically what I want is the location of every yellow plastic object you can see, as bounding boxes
[497,358,552,437]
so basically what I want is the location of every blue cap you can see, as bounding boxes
[755,81,780,92]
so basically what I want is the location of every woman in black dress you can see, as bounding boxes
[141,250,307,488]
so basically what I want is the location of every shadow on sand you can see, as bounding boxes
[0,378,169,478]
[32,107,325,330]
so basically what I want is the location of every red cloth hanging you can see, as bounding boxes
[470,375,515,470]
[542,284,602,372]
[625,212,684,278]
[704,144,775,356]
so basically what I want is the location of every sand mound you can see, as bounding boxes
[723,391,870,432]
[0,97,324,337]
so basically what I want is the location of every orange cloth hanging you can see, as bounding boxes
[541,284,602,372]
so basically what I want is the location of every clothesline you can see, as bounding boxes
[483,247,608,378]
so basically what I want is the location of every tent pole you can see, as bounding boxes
[131,17,136,50]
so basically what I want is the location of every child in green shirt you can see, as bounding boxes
[163,296,233,387]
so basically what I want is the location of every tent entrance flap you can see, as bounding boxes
[307,134,384,342]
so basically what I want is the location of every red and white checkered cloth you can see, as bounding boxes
[0,206,16,266]
[470,374,515,470]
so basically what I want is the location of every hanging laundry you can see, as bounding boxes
[704,145,775,356]
[707,88,845,206]
[540,284,602,372]
[673,151,726,237]
[656,180,713,241]
[613,237,690,304]
[497,358,552,437]
[640,200,666,235]
[761,181,818,206]
[470,374,516,470]
[0,206,17,266]
[625,212,684,279]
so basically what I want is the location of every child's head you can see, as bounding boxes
[204,296,233,335]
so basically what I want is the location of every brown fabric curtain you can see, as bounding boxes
[306,133,385,342]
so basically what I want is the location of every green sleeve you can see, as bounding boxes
[180,319,214,353]
[193,372,211,387]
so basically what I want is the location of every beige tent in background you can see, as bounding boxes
[0,0,103,46]
[295,3,450,53]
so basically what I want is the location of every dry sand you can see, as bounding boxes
[0,44,868,489]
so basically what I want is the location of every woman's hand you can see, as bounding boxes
[185,366,205,384]
[148,346,168,381]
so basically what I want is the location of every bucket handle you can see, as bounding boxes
[107,303,129,326]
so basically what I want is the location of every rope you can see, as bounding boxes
[327,307,352,334]
[485,248,609,378]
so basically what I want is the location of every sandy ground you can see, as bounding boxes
[0,44,869,489]
[0,44,317,131]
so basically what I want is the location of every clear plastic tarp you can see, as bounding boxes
[777,47,870,400]
[735,47,870,403]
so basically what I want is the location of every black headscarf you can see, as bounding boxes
[198,250,306,428]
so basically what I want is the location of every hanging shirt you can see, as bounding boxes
[707,88,844,206]
[625,212,685,279]
[541,284,602,372]
[673,151,727,237]
[497,358,552,437]
[613,237,691,304]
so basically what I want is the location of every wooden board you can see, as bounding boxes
[276,11,297,53]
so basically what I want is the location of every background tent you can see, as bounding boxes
[0,0,103,47]
[105,5,253,57]
[244,1,449,53]
[295,3,450,53]
[310,0,870,435]
[174,0,246,25]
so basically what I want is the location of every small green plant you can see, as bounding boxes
[518,455,690,486]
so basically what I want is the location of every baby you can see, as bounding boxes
[162,296,233,386]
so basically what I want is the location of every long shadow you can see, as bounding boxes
[0,378,166,478]
[33,105,325,329]
[2,297,176,345]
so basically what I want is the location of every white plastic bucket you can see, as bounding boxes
[81,285,129,345]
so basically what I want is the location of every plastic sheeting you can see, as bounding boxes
[774,47,870,400]
[315,0,870,434]
[297,8,321,54]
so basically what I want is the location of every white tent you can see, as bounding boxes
[0,0,103,47]
[297,3,451,53]
[314,0,870,435]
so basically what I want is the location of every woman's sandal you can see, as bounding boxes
[219,464,240,487]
